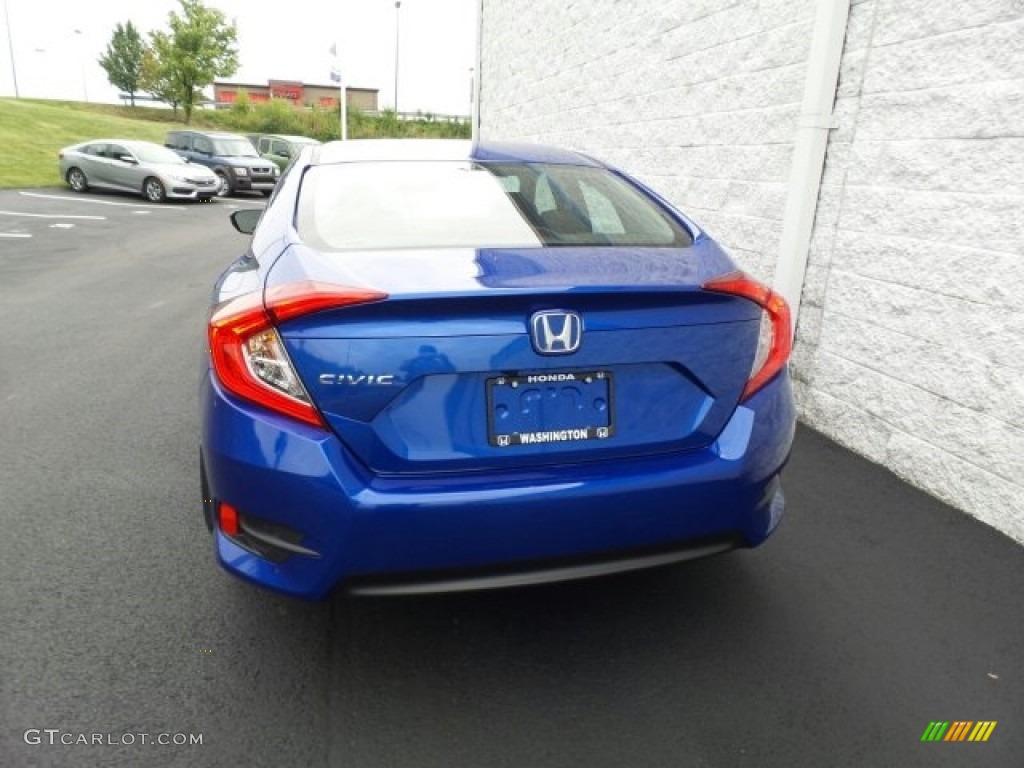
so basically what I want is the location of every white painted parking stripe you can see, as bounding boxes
[0,210,105,220]
[49,223,75,229]
[0,232,33,238]
[18,191,184,210]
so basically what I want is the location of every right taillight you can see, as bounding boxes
[703,272,792,402]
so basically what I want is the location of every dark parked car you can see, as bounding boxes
[201,139,796,599]
[58,139,219,202]
[165,130,278,197]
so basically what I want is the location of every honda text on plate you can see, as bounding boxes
[199,139,796,598]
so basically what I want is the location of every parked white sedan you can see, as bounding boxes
[58,139,221,202]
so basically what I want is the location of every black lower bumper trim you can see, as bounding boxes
[346,535,741,596]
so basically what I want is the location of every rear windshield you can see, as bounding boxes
[296,161,692,250]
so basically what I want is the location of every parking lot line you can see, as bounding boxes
[19,191,186,210]
[0,232,32,238]
[0,210,106,220]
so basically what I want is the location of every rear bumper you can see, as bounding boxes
[200,372,795,599]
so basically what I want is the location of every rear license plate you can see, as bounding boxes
[486,371,614,447]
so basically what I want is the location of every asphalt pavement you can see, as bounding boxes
[0,187,1021,768]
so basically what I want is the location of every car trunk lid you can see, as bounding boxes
[271,243,761,475]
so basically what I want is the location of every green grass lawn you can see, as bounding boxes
[0,98,197,188]
[0,97,471,189]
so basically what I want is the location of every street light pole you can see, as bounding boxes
[393,0,400,113]
[74,29,88,102]
[3,0,19,98]
[340,75,347,141]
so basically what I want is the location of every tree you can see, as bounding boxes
[139,38,181,117]
[231,88,250,115]
[151,0,238,124]
[98,21,146,106]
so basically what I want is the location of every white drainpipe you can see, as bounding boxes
[773,0,851,338]
[472,0,484,142]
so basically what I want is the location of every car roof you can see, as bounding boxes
[74,139,164,149]
[311,139,603,167]
[261,134,320,142]
[174,130,248,140]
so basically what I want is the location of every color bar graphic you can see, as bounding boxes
[921,721,996,742]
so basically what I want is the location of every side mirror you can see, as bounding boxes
[279,148,291,158]
[230,208,262,235]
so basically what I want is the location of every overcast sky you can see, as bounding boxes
[0,0,478,115]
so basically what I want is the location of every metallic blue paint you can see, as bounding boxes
[202,371,794,598]
[199,139,797,598]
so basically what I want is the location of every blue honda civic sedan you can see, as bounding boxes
[199,139,796,599]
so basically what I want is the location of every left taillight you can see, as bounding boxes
[208,281,387,427]
[703,272,792,402]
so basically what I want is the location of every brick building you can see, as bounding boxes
[213,80,379,112]
[478,0,1024,542]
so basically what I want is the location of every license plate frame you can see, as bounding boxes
[486,370,615,448]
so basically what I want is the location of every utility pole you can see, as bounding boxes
[393,1,401,113]
[4,0,19,98]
